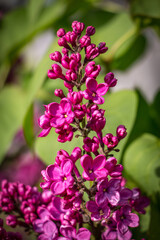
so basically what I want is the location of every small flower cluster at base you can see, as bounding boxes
[0,218,22,240]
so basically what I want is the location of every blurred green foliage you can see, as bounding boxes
[0,0,160,239]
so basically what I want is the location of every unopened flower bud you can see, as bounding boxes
[57,28,65,37]
[80,35,91,48]
[98,42,108,53]
[72,21,85,34]
[116,125,127,140]
[86,26,95,36]
[49,51,62,62]
[54,89,65,99]
[65,70,77,81]
[104,72,117,87]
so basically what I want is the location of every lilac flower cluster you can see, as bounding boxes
[37,21,150,240]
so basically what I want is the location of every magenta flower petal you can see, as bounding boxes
[43,220,58,236]
[92,95,104,105]
[96,83,109,96]
[38,128,51,137]
[50,117,65,127]
[86,201,98,213]
[128,213,139,227]
[46,165,61,180]
[48,102,60,116]
[51,181,65,195]
[93,155,106,171]
[60,225,76,238]
[86,77,97,92]
[61,161,73,176]
[60,98,72,112]
[80,154,93,172]
[77,228,91,240]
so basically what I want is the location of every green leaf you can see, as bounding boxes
[103,90,138,161]
[131,0,160,19]
[124,134,160,195]
[149,196,160,240]
[150,90,160,137]
[111,34,147,70]
[35,90,138,165]
[0,86,26,164]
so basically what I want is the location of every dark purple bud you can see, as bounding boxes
[116,125,127,140]
[54,89,65,99]
[57,28,65,37]
[98,42,108,53]
[80,35,91,48]
[49,51,62,62]
[86,26,95,36]
[104,72,117,87]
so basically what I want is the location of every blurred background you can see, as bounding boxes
[0,0,160,239]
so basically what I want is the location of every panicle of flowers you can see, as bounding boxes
[36,20,150,240]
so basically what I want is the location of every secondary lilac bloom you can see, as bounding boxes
[48,98,75,128]
[102,217,131,240]
[86,200,110,221]
[96,179,121,206]
[80,154,107,181]
[83,78,109,104]
[46,160,74,195]
[83,137,99,153]
[130,188,150,214]
[58,225,91,240]
[113,206,139,240]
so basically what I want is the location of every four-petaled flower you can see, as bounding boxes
[83,77,109,104]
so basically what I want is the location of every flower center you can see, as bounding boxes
[92,92,96,97]
[89,170,93,174]
[64,114,67,118]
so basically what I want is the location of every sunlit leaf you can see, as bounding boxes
[124,134,160,195]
